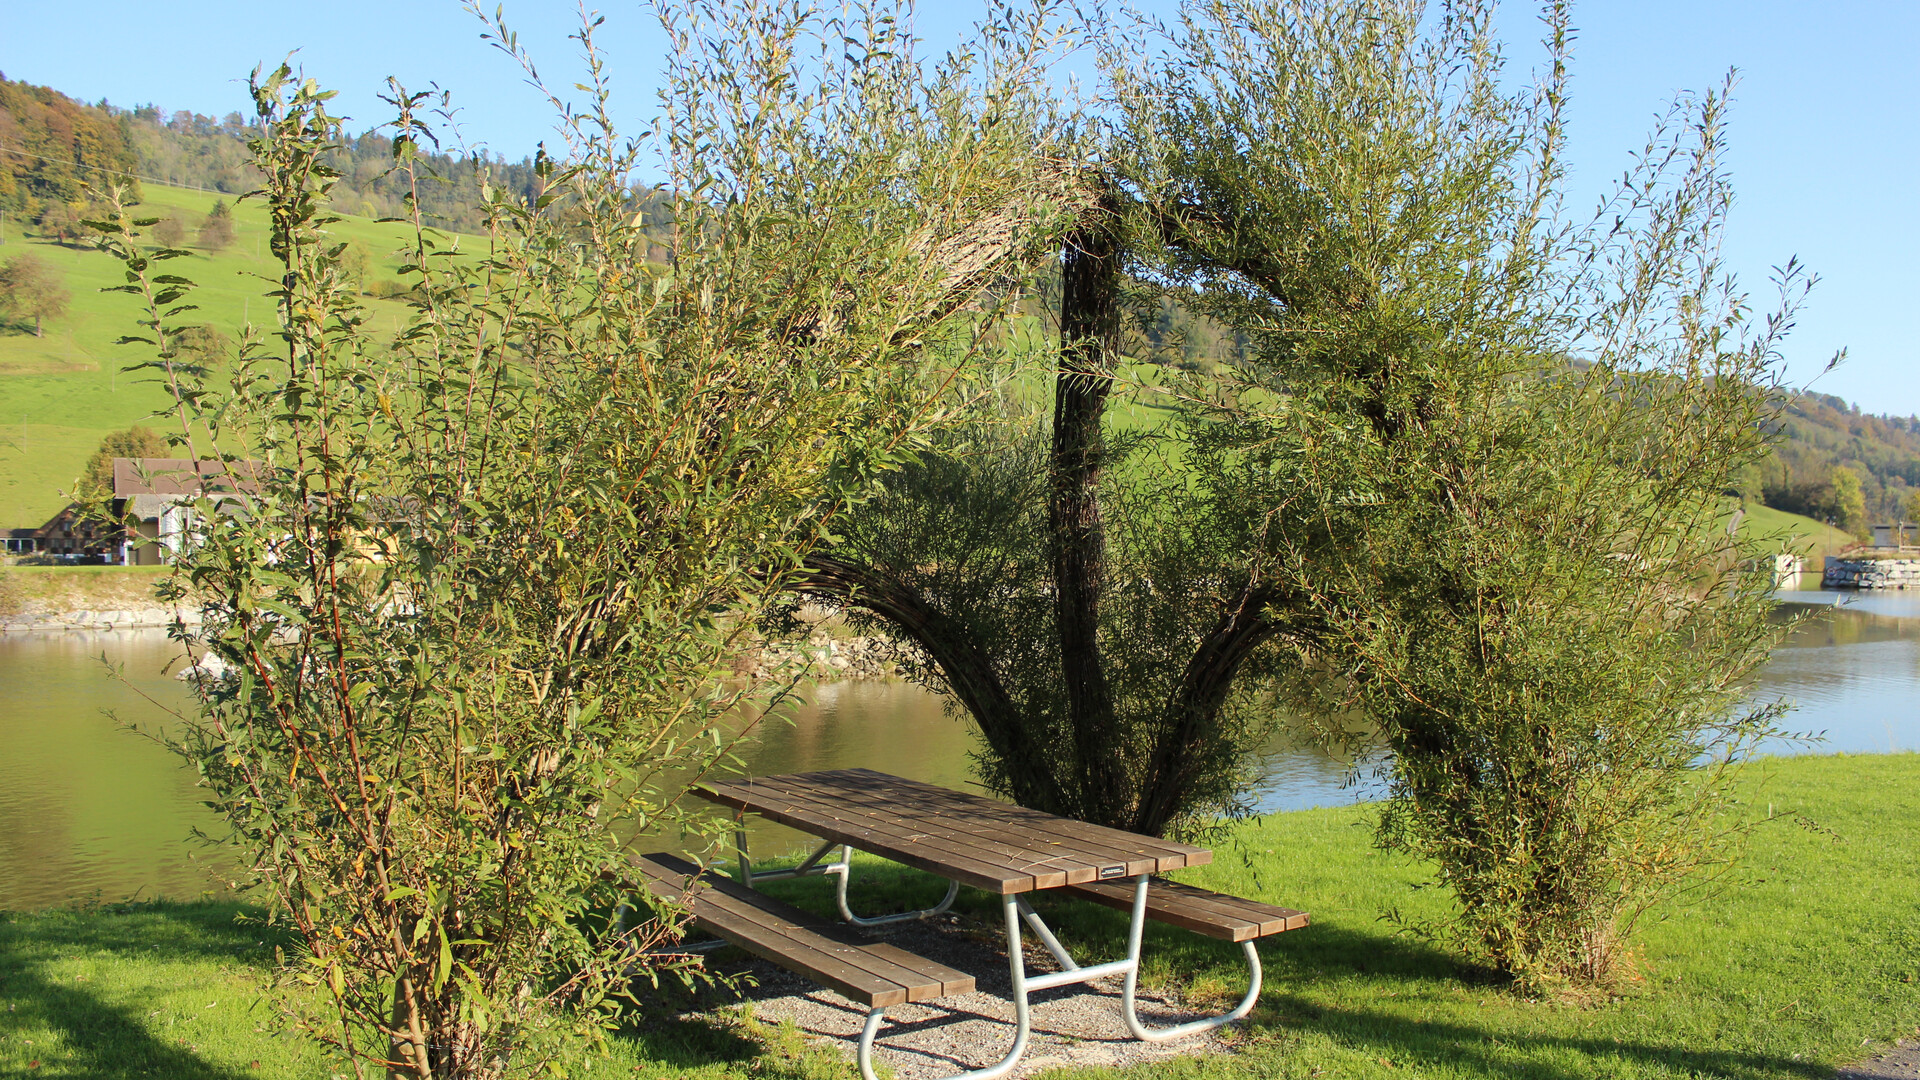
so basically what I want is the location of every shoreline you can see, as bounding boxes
[0,607,907,682]
[0,606,200,633]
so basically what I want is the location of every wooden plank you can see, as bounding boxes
[732,769,1210,873]
[637,855,917,1004]
[710,777,1102,891]
[806,774,1160,877]
[697,784,1034,893]
[642,869,909,1006]
[701,769,1209,886]
[835,768,1210,866]
[641,855,975,1005]
[829,771,1196,876]
[636,854,977,1005]
[1058,878,1310,943]
[700,778,1065,892]
[861,943,976,998]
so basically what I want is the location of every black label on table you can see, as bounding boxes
[1099,865,1125,879]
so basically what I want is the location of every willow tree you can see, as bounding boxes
[99,2,1082,1075]
[807,0,1802,990]
[1106,0,1806,988]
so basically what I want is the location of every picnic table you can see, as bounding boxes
[635,768,1307,1080]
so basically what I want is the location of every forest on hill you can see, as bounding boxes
[1,72,541,233]
[0,72,1913,536]
[1753,393,1920,530]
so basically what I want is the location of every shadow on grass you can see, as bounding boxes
[1258,998,1830,1080]
[738,867,1830,1080]
[612,1004,767,1070]
[1250,920,1492,984]
[1,899,284,1080]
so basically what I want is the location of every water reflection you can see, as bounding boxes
[3,595,1916,909]
[1757,594,1920,755]
[0,629,212,911]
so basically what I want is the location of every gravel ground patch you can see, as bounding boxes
[1840,1039,1920,1080]
[665,911,1241,1079]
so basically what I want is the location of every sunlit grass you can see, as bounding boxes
[0,183,474,527]
[3,753,1914,1078]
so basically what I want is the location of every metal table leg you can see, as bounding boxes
[731,824,958,925]
[830,844,960,926]
[1115,875,1262,1041]
[859,891,1033,1080]
[866,879,1148,1080]
[1011,876,1264,1042]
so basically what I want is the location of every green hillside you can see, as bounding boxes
[1737,501,1855,567]
[0,182,469,527]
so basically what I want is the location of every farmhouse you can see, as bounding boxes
[110,457,255,565]
[9,459,257,564]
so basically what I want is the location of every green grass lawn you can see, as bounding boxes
[4,752,1915,1079]
[0,182,469,528]
[0,564,170,616]
[1739,502,1856,568]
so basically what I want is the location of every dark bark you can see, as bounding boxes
[1051,196,1127,824]
[792,192,1314,837]
[797,552,1059,808]
[1133,584,1279,835]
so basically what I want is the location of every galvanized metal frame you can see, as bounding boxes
[729,816,1260,1080]
[731,825,961,925]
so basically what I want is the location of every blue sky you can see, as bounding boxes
[4,1,1914,413]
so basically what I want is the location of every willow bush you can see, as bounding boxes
[95,2,1079,1074]
[1105,0,1808,989]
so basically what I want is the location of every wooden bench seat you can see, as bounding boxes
[1058,878,1309,942]
[636,852,976,1008]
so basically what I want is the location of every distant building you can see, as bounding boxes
[110,458,256,565]
[1868,523,1918,550]
[9,459,257,564]
[29,505,113,558]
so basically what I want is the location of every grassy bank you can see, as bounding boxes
[4,752,1916,1078]
[0,565,168,618]
[1739,502,1856,568]
[0,182,477,529]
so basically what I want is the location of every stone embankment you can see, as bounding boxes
[1823,557,1920,590]
[0,606,201,633]
[741,629,907,682]
[1,605,906,682]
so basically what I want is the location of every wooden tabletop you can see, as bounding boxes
[695,768,1211,895]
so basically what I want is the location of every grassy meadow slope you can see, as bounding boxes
[1738,502,1856,568]
[0,182,471,527]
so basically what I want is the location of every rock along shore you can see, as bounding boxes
[0,607,904,682]
[0,606,202,634]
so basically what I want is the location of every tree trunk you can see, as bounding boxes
[1051,194,1127,824]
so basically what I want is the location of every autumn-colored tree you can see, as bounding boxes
[151,216,186,248]
[78,425,169,498]
[196,199,234,250]
[33,201,81,244]
[0,252,69,336]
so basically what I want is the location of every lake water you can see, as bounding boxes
[2,595,1913,911]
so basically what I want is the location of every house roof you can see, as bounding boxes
[112,458,258,497]
[124,494,185,520]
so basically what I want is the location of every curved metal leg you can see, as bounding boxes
[856,1008,889,1080]
[832,845,960,927]
[1121,883,1267,1045]
[858,893,1032,1080]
